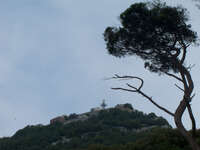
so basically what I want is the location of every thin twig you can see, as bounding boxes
[137,90,175,116]
[191,93,196,101]
[112,87,175,117]
[175,84,184,92]
[187,64,195,71]
[113,74,144,90]
[111,87,137,92]
[110,74,175,117]
[165,72,183,82]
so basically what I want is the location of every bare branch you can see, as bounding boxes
[112,87,174,116]
[113,74,143,81]
[103,77,115,80]
[110,75,175,117]
[187,64,195,71]
[127,80,143,91]
[164,72,183,82]
[137,90,175,117]
[112,74,144,91]
[111,87,137,92]
[186,44,191,48]
[175,84,184,92]
[126,83,138,90]
[191,93,196,101]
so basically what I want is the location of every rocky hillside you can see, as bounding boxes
[50,103,170,128]
[0,104,173,150]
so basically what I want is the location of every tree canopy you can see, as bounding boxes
[104,2,197,73]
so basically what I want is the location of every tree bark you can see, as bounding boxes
[174,100,200,150]
[175,65,200,150]
[187,104,197,137]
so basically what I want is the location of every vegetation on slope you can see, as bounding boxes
[0,104,179,150]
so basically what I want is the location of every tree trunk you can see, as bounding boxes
[174,100,200,150]
[187,104,197,137]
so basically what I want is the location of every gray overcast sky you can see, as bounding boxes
[0,0,199,137]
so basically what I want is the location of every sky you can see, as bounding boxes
[0,0,199,137]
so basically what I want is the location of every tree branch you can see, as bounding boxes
[175,84,184,92]
[179,39,187,65]
[137,90,175,117]
[111,75,175,117]
[111,87,137,92]
[164,72,183,82]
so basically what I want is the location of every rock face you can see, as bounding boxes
[50,116,66,124]
[49,103,170,130]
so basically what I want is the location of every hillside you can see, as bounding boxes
[0,103,196,150]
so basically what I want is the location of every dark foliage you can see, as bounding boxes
[104,2,197,73]
[86,128,200,150]
[124,103,133,110]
